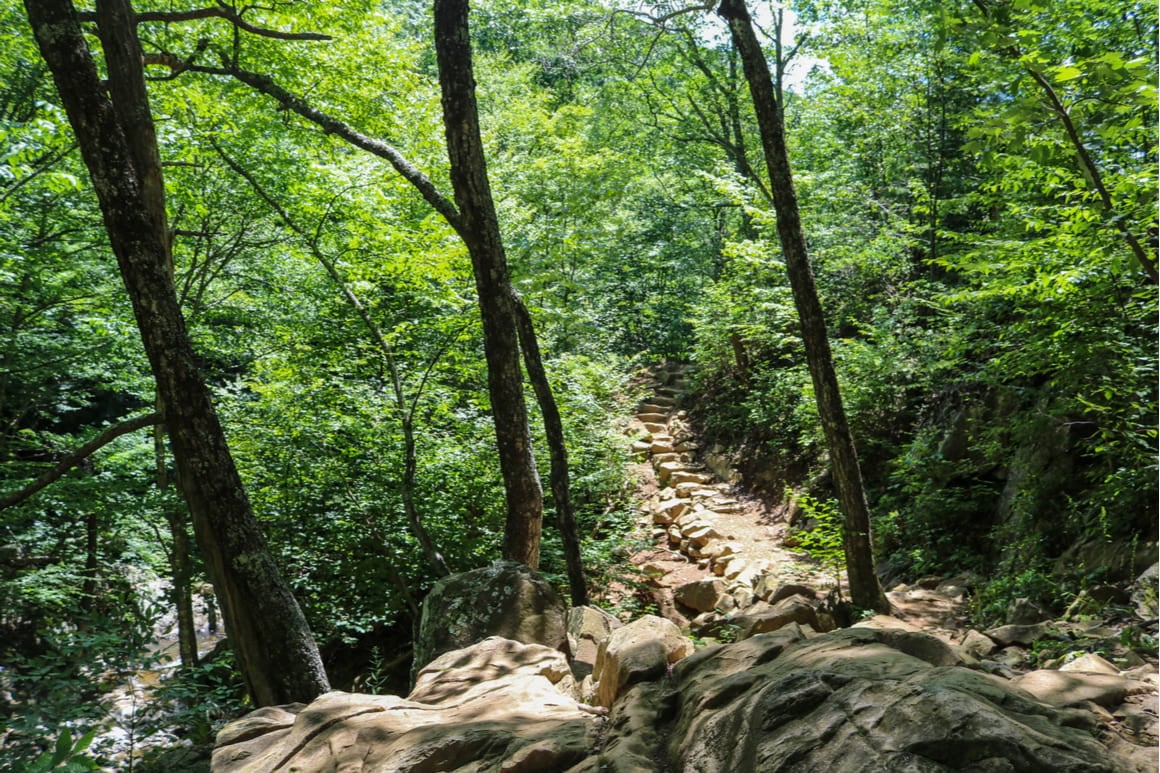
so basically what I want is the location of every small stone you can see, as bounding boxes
[641,562,667,579]
[959,629,996,659]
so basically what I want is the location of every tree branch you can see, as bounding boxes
[971,0,1158,284]
[78,5,331,41]
[189,61,464,235]
[0,412,161,510]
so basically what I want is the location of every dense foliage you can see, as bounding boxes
[1,0,1154,768]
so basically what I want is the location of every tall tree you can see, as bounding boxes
[23,0,329,705]
[717,0,889,612]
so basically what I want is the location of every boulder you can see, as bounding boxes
[567,606,622,675]
[1130,562,1159,620]
[1060,653,1121,676]
[411,561,566,682]
[733,595,819,640]
[593,615,693,708]
[1007,596,1051,625]
[754,578,817,605]
[986,621,1050,647]
[959,628,996,659]
[674,578,726,613]
[667,625,1123,772]
[214,638,600,773]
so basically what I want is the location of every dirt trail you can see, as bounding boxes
[622,362,844,626]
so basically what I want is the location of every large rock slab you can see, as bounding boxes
[667,624,1125,772]
[213,638,599,773]
[215,623,1140,773]
[411,561,566,682]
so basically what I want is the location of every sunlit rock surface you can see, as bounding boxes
[214,623,1131,772]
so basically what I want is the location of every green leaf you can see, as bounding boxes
[1052,65,1084,82]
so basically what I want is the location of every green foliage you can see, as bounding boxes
[25,730,99,773]
[786,488,846,593]
[139,647,247,752]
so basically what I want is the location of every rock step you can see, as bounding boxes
[636,412,671,425]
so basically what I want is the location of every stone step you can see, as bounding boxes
[636,411,670,425]
[649,436,674,454]
[644,394,677,408]
[670,470,712,486]
[640,422,668,435]
[652,498,689,524]
[656,461,687,485]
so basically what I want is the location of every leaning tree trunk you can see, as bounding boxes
[718,0,889,613]
[24,0,330,705]
[434,0,544,568]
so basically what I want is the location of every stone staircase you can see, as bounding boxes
[625,363,819,631]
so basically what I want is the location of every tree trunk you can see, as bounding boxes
[717,0,889,613]
[156,420,199,669]
[512,296,588,606]
[24,0,329,705]
[82,510,98,612]
[434,0,544,568]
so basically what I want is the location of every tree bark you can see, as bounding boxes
[24,0,329,705]
[717,0,889,613]
[434,0,544,568]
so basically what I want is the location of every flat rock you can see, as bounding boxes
[214,638,599,773]
[1013,669,1144,708]
[986,622,1050,647]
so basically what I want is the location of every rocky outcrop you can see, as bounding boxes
[410,561,567,683]
[213,637,600,773]
[215,622,1140,773]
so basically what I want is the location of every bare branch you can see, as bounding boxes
[0,413,162,510]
